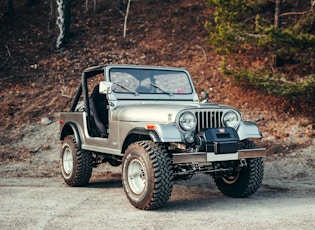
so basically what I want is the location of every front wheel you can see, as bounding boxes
[60,135,93,187]
[214,139,264,198]
[122,141,173,210]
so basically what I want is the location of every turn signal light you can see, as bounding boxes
[145,125,156,130]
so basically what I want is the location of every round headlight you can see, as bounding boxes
[223,111,240,128]
[179,112,196,131]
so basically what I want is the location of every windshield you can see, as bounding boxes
[109,68,193,95]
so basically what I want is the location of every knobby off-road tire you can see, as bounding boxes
[214,139,264,198]
[60,135,93,187]
[122,141,174,210]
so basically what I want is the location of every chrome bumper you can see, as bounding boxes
[172,148,266,164]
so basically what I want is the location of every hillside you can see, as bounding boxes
[0,0,314,162]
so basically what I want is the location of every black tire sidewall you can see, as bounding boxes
[214,140,264,198]
[122,144,155,208]
[216,159,252,195]
[60,136,78,186]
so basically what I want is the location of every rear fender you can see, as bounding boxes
[60,122,82,148]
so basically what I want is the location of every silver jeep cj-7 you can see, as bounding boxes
[59,64,266,210]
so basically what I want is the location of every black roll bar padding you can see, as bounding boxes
[70,83,82,112]
[69,66,106,132]
[82,66,106,134]
[82,71,90,117]
[69,66,104,112]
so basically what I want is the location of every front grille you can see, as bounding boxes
[195,110,223,133]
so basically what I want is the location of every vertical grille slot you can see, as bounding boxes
[195,110,223,133]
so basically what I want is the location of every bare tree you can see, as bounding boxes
[276,0,315,21]
[50,0,72,52]
[50,0,126,51]
[274,0,281,28]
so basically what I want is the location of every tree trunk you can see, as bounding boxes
[274,0,281,29]
[50,0,72,52]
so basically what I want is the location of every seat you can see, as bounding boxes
[89,85,108,137]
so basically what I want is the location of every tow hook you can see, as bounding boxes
[192,162,201,171]
[239,158,247,167]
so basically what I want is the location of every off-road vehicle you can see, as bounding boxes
[59,64,265,210]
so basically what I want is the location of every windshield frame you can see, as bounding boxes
[105,65,197,101]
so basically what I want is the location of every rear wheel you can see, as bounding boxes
[122,141,173,210]
[60,135,93,187]
[214,139,264,198]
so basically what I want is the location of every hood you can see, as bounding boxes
[111,103,234,122]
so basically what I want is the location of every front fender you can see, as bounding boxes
[122,125,182,153]
[127,124,182,143]
[154,124,182,142]
[237,121,263,140]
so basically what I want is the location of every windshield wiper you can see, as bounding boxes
[150,83,173,97]
[112,82,139,96]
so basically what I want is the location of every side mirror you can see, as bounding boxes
[99,81,113,94]
[200,90,209,103]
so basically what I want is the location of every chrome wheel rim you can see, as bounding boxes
[127,159,146,194]
[63,146,73,175]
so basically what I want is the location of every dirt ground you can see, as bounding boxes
[0,169,314,229]
[0,122,314,229]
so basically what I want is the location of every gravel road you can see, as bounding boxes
[1,150,315,230]
[0,122,314,229]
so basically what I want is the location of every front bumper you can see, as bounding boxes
[172,148,266,164]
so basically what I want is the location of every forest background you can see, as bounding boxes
[0,0,314,161]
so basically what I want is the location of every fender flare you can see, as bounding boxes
[122,124,183,151]
[60,122,82,148]
[126,128,162,142]
[237,121,263,140]
[127,124,183,142]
